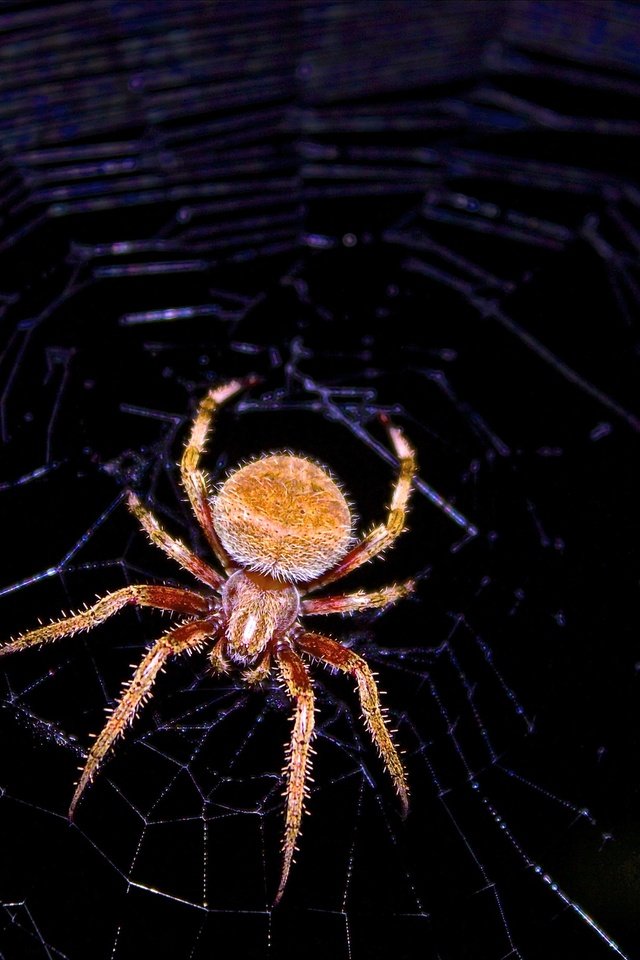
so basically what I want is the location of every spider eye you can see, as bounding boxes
[213,454,353,582]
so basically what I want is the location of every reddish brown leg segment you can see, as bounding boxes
[127,492,225,590]
[181,378,257,571]
[298,631,408,815]
[69,618,214,817]
[274,643,315,904]
[0,585,208,658]
[308,422,416,591]
[302,579,415,616]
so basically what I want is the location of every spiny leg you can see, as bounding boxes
[181,377,258,571]
[302,579,414,616]
[307,420,416,591]
[127,491,224,590]
[297,631,408,815]
[0,585,208,658]
[274,643,315,905]
[69,618,214,817]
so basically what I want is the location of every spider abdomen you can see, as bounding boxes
[212,454,353,583]
[222,570,300,664]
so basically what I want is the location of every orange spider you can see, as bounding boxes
[0,378,417,903]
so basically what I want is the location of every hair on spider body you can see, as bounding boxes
[212,450,356,584]
[0,376,417,905]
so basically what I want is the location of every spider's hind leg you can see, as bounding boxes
[181,377,258,571]
[307,419,416,591]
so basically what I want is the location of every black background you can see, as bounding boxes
[0,2,639,959]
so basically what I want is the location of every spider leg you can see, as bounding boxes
[297,631,408,815]
[69,617,214,818]
[181,378,258,572]
[127,492,225,590]
[274,642,315,905]
[302,578,414,616]
[0,585,208,658]
[307,419,416,591]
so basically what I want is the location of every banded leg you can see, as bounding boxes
[127,492,224,590]
[302,579,415,616]
[0,585,208,658]
[274,643,315,904]
[69,618,213,817]
[181,378,258,571]
[298,631,408,815]
[308,420,416,591]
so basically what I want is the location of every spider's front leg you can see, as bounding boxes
[69,617,216,817]
[274,641,315,905]
[298,631,409,815]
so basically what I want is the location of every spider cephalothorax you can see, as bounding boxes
[0,378,417,903]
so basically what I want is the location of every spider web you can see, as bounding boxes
[0,2,639,958]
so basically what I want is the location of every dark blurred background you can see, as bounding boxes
[0,2,639,958]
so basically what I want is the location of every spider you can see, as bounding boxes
[0,378,417,903]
